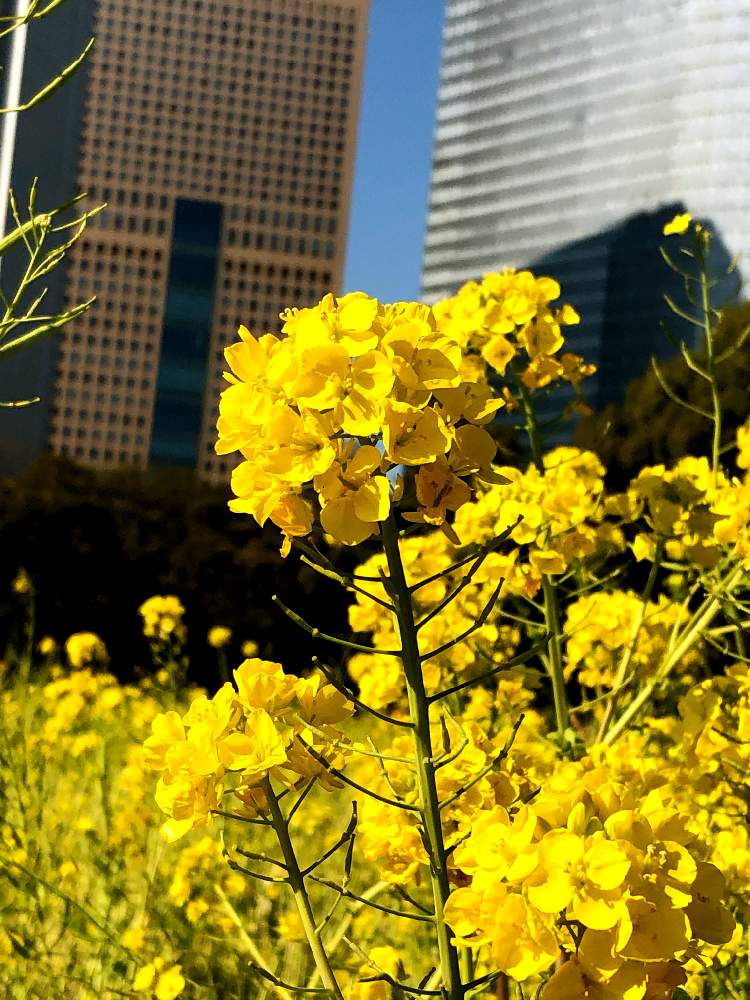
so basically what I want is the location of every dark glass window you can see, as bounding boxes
[149,198,223,467]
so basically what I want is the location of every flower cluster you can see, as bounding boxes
[445,773,735,993]
[64,631,109,670]
[139,595,187,646]
[208,625,232,649]
[432,269,591,397]
[564,590,700,689]
[215,291,511,550]
[143,658,354,841]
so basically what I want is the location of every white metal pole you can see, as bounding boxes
[0,0,31,246]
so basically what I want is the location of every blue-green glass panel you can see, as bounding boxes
[149,198,223,467]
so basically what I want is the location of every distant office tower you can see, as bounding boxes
[2,0,368,475]
[422,0,749,408]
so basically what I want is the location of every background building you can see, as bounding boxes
[0,0,369,476]
[422,0,749,409]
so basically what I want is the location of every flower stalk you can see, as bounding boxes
[518,382,570,740]
[381,513,464,1000]
[264,778,345,1000]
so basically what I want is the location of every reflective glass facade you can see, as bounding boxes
[149,199,222,467]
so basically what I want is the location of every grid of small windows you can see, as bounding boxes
[50,0,368,471]
[50,238,165,465]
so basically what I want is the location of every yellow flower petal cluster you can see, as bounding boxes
[608,453,750,569]
[662,212,692,236]
[207,625,232,649]
[216,291,506,551]
[433,269,591,393]
[446,769,735,991]
[64,631,109,670]
[132,958,185,999]
[143,658,353,841]
[564,590,700,688]
[139,595,187,645]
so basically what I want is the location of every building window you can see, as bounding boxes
[149,198,223,467]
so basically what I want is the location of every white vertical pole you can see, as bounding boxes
[0,0,31,245]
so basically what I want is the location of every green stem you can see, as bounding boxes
[541,576,568,738]
[699,245,722,486]
[264,779,344,1000]
[381,514,464,1000]
[595,539,663,743]
[603,564,744,745]
[518,382,569,740]
[214,884,293,1000]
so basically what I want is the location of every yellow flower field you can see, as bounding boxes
[4,216,750,999]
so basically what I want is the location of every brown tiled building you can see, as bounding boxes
[49,0,369,478]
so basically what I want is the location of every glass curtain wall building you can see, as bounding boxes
[422,0,750,408]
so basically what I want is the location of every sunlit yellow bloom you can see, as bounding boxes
[65,632,109,670]
[663,212,692,235]
[207,626,232,649]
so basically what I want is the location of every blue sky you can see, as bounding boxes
[342,1,445,301]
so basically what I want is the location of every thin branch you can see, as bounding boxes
[410,521,519,595]
[416,519,521,631]
[358,972,443,997]
[1,37,95,113]
[234,847,287,871]
[312,656,413,729]
[427,641,546,704]
[249,963,330,994]
[298,553,394,611]
[393,884,435,916]
[212,808,271,827]
[225,855,288,884]
[420,580,504,663]
[308,875,433,923]
[293,539,384,582]
[272,595,400,656]
[287,778,317,824]
[650,357,712,419]
[438,715,524,812]
[296,735,420,812]
[302,804,357,876]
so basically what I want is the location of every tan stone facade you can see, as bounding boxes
[49,0,369,477]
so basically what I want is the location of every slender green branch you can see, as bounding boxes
[420,579,503,663]
[410,522,519,595]
[214,884,293,1000]
[312,658,413,729]
[308,875,433,923]
[264,779,344,1000]
[604,563,745,744]
[380,513,464,1000]
[296,734,420,812]
[595,539,664,742]
[1,36,95,113]
[517,380,570,739]
[272,595,400,656]
[428,642,546,704]
[302,804,357,876]
[415,522,520,632]
[250,964,330,995]
[298,553,395,611]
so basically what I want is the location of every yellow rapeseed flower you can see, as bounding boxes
[663,211,692,235]
[207,626,232,649]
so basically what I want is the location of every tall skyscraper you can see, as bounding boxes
[2,0,369,476]
[422,0,749,408]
